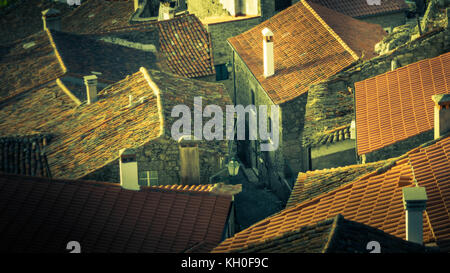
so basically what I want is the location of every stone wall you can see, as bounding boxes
[187,0,230,19]
[232,49,290,200]
[280,93,308,175]
[311,140,357,170]
[206,17,261,65]
[81,135,228,185]
[359,11,407,31]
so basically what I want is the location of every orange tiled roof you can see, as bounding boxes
[228,0,386,104]
[219,214,429,253]
[286,159,394,208]
[0,68,230,180]
[213,135,450,253]
[355,52,450,155]
[0,172,232,253]
[308,0,409,18]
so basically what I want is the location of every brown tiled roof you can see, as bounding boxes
[228,0,386,104]
[62,0,135,34]
[0,68,230,179]
[0,0,73,45]
[0,172,232,253]
[308,0,409,18]
[0,29,162,102]
[97,14,216,78]
[212,135,450,253]
[214,214,428,253]
[355,52,450,155]
[0,31,66,101]
[0,135,52,177]
[286,159,394,209]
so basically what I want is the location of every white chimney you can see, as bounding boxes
[42,8,61,31]
[158,1,176,21]
[262,28,274,78]
[402,187,428,245]
[119,148,140,191]
[84,75,98,104]
[432,94,450,139]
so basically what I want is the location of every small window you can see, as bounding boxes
[215,64,229,81]
[139,171,159,186]
[251,89,255,105]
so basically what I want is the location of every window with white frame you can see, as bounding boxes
[139,171,159,186]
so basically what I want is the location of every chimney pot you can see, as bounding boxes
[262,28,274,78]
[42,8,61,31]
[84,75,98,104]
[432,94,450,139]
[119,148,140,191]
[158,1,176,21]
[403,186,428,245]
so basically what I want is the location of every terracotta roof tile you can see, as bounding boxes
[0,68,229,179]
[218,214,429,253]
[355,52,450,155]
[308,0,409,18]
[287,159,394,208]
[0,172,232,252]
[228,0,386,104]
[213,135,450,252]
[0,30,161,103]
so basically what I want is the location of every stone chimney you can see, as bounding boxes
[119,148,140,191]
[432,94,450,139]
[262,28,274,78]
[84,75,98,104]
[42,8,61,31]
[158,1,176,21]
[402,186,428,245]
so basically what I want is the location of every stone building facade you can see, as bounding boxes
[83,135,228,186]
[302,25,450,169]
[226,0,386,201]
